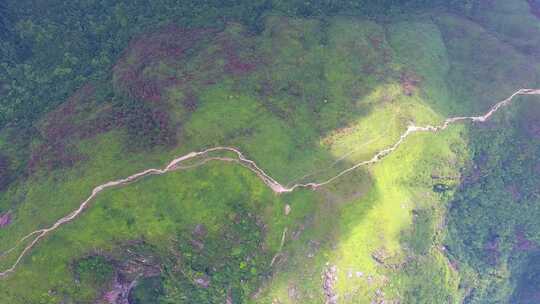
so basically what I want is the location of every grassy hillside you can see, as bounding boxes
[0,1,539,303]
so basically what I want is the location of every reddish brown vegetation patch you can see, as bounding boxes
[114,100,178,149]
[30,85,179,173]
[514,229,537,251]
[113,23,262,112]
[368,34,392,63]
[182,90,199,112]
[0,212,11,228]
[217,31,260,76]
[113,26,216,101]
[0,154,12,191]
[460,152,489,186]
[40,84,95,143]
[28,24,266,172]
[520,102,540,139]
[28,143,85,173]
[522,291,540,304]
[186,25,263,85]
[28,85,97,172]
[400,70,423,96]
[484,235,501,265]
[528,0,540,19]
[77,108,118,139]
[506,183,522,201]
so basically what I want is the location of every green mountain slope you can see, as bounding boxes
[0,1,539,303]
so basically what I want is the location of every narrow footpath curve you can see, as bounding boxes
[0,88,539,277]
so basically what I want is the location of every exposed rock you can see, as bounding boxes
[322,263,338,304]
[400,70,422,96]
[100,243,165,303]
[371,248,390,265]
[103,274,138,304]
[291,223,305,240]
[288,283,299,301]
[192,224,208,238]
[226,288,234,304]
[449,259,459,272]
[194,274,210,288]
[307,240,321,258]
[433,183,450,193]
[284,204,291,216]
[190,239,205,251]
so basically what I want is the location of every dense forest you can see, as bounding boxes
[446,100,540,303]
[0,0,475,128]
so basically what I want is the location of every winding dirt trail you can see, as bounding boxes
[0,88,539,277]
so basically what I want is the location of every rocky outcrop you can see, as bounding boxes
[103,276,137,304]
[322,263,338,304]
